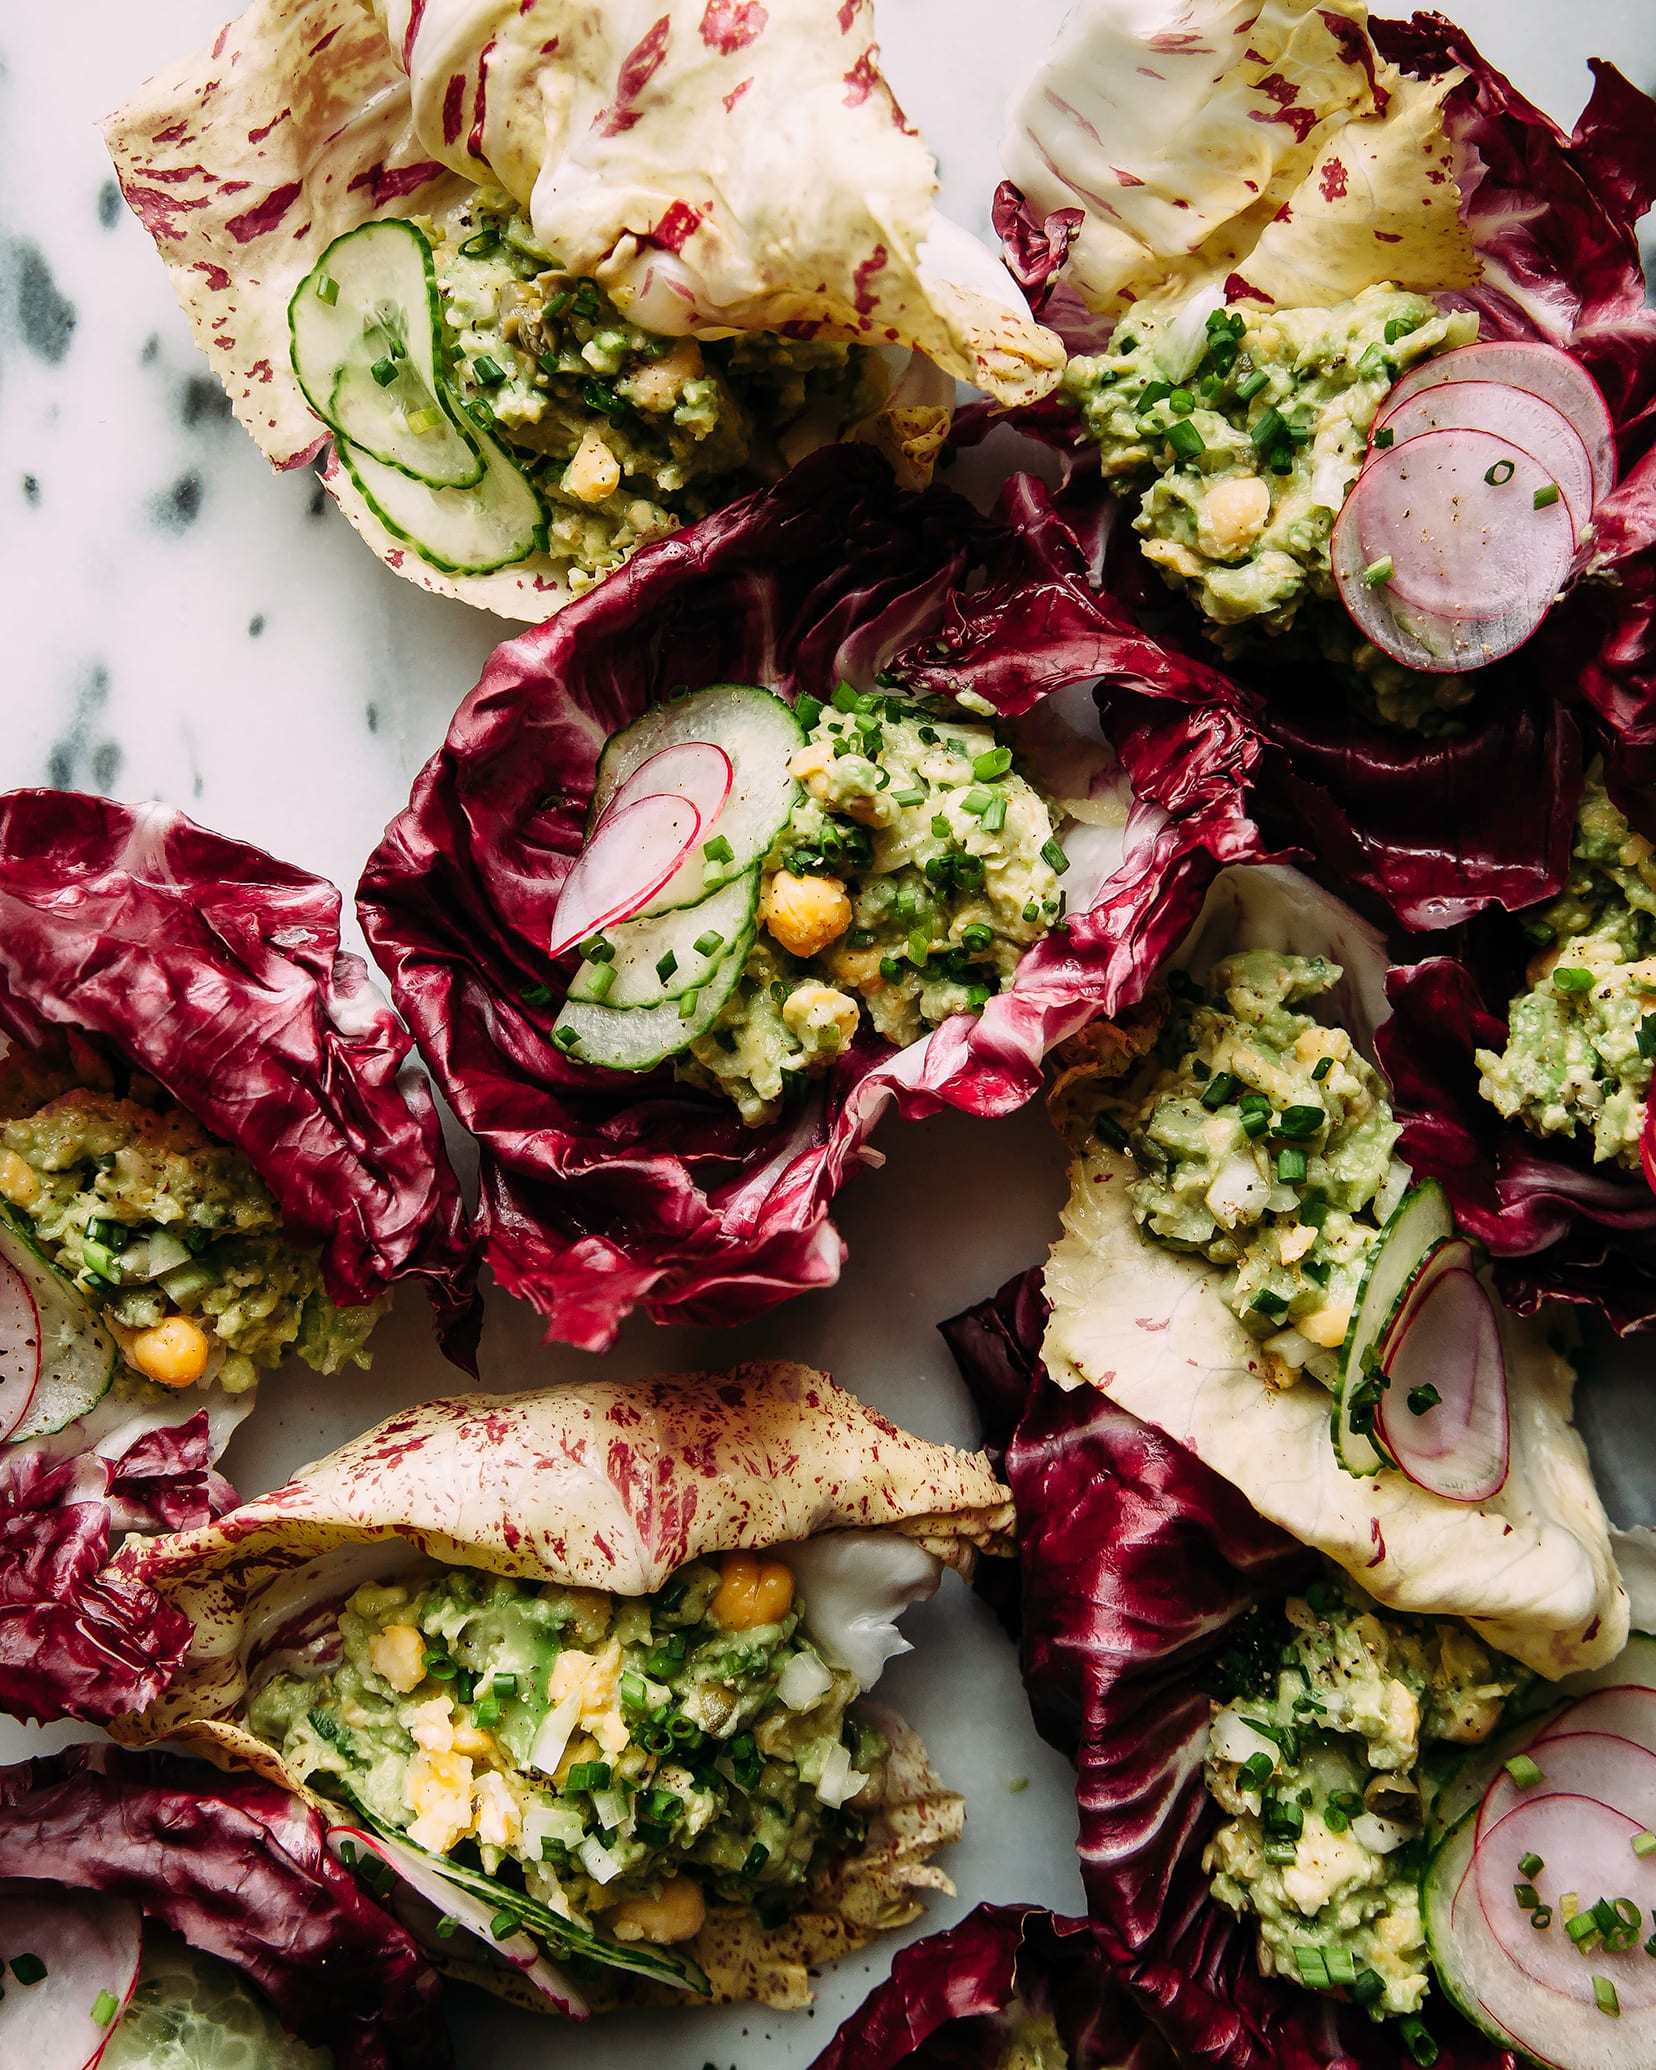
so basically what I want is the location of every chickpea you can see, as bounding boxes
[782,982,858,1055]
[370,1623,428,1695]
[0,1150,41,1209]
[129,1314,211,1388]
[711,1550,795,1630]
[563,429,621,504]
[605,1875,707,1945]
[1196,474,1272,560]
[761,871,852,959]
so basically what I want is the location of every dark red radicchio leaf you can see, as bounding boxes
[808,1902,1173,2070]
[0,1409,230,1723]
[988,25,1656,933]
[0,1743,450,2070]
[0,790,478,1364]
[940,1271,1513,2070]
[359,445,1271,1349]
[1379,954,1656,1328]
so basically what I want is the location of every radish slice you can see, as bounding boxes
[1382,341,1617,507]
[546,793,702,962]
[0,1887,143,2067]
[1372,1262,1508,1502]
[0,1252,42,1441]
[1351,428,1577,617]
[1331,440,1573,672]
[1535,1687,1656,1748]
[597,741,733,839]
[327,1826,586,2016]
[1374,384,1596,538]
[1472,1792,1656,2010]
[1476,1730,1656,1843]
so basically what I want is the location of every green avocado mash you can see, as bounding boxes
[1477,774,1656,1168]
[1204,1573,1522,2021]
[992,2008,1068,2070]
[0,1053,384,1395]
[1096,951,1407,1387]
[1062,284,1478,729]
[676,688,1063,1125]
[423,187,880,593]
[248,1554,882,1949]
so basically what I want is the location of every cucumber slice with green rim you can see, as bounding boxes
[0,1210,116,1441]
[591,685,803,919]
[554,927,755,1071]
[337,421,546,576]
[291,221,484,489]
[567,869,761,1008]
[1331,1179,1454,1478]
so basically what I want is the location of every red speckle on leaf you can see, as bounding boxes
[1248,102,1318,144]
[596,15,671,136]
[836,0,862,29]
[220,180,250,196]
[308,25,339,55]
[225,182,303,243]
[649,199,702,252]
[1254,71,1299,108]
[346,159,447,204]
[141,165,203,186]
[1374,229,1401,243]
[152,121,191,144]
[1244,47,1266,62]
[1319,157,1349,202]
[843,51,879,107]
[1136,67,1164,80]
[1224,272,1271,304]
[247,108,290,145]
[1273,201,1293,223]
[1112,166,1144,188]
[386,548,405,568]
[851,245,887,314]
[249,358,274,383]
[441,73,465,146]
[191,260,231,291]
[699,0,766,54]
[402,0,427,63]
[1317,9,1388,114]
[723,77,752,112]
[1366,1517,1386,1567]
[469,40,496,158]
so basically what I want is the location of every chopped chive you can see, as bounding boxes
[435,1915,460,1939]
[1236,369,1270,402]
[425,1655,457,1680]
[1520,1852,1545,1878]
[1240,1108,1270,1138]
[1595,1977,1621,2017]
[1356,343,1390,381]
[1534,482,1561,509]
[1311,1056,1332,1080]
[1384,317,1418,345]
[1094,1112,1132,1154]
[961,788,993,816]
[1636,1833,1656,1859]
[1552,966,1594,994]
[1237,1750,1275,1790]
[794,693,824,730]
[972,746,1013,782]
[1251,406,1288,453]
[1484,458,1517,487]
[405,406,442,435]
[703,835,734,864]
[1407,1383,1443,1416]
[967,982,991,1011]
[552,1025,581,1054]
[1567,1910,1601,1946]
[472,354,506,386]
[1250,1289,1290,1322]
[655,950,679,981]
[1515,1882,1541,1909]
[92,1989,119,2026]
[567,1761,610,1790]
[1532,1907,1552,1929]
[1168,387,1195,416]
[1305,1259,1332,1287]
[579,934,613,962]
[338,1838,358,1865]
[908,927,932,964]
[314,272,339,305]
[677,988,700,1020]
[1041,837,1070,875]
[1371,424,1394,449]
[1022,900,1040,923]
[832,681,860,713]
[489,1673,518,1696]
[1200,1070,1238,1111]
[892,788,927,807]
[1293,1944,1330,1988]
[473,1696,501,1727]
[1325,1947,1356,1986]
[1363,555,1395,589]
[742,1841,769,1875]
[1637,1016,1656,1061]
[931,813,952,839]
[981,794,1008,833]
[585,962,616,1002]
[1399,2016,1438,2067]
[489,1909,520,1942]
[879,955,903,983]
[371,356,398,388]
[10,1955,46,1985]
[693,931,724,957]
[1166,418,1206,460]
[1522,918,1557,947]
[1351,1968,1385,2008]
[1277,1146,1307,1186]
[1505,1754,1546,1791]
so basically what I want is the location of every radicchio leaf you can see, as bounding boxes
[0,1744,450,2070]
[808,1902,1172,2070]
[359,445,1269,1348]
[941,1272,1513,2070]
[0,790,478,1363]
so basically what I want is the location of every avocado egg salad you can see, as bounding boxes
[547,681,1066,1124]
[0,1039,383,1434]
[1477,772,1656,1171]
[117,1366,1011,2014]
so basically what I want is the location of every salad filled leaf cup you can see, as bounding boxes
[359,444,1273,1348]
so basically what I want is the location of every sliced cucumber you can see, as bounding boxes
[568,870,761,1008]
[592,685,803,919]
[291,221,484,489]
[337,420,546,576]
[1421,1808,1515,2051]
[0,1210,116,1441]
[554,927,755,1071]
[1331,1180,1454,1478]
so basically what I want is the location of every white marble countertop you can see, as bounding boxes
[3,2,1655,2065]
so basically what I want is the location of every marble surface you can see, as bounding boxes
[2,2,1656,2066]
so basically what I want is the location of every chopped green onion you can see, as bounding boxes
[1250,1289,1290,1322]
[1169,387,1195,416]
[489,1673,518,1696]
[1567,1910,1602,1946]
[567,1761,610,1791]
[1552,966,1594,994]
[435,1915,460,1939]
[1520,1852,1545,1878]
[960,922,995,953]
[1236,369,1270,402]
[10,1955,46,1985]
[92,1989,120,2026]
[1094,1112,1132,1154]
[472,354,506,386]
[795,693,824,729]
[1399,2016,1438,2067]
[474,1696,501,1727]
[961,788,993,816]
[1166,418,1206,460]
[1022,900,1040,923]
[1140,380,1173,408]
[892,787,926,807]
[677,989,700,1020]
[489,1909,520,1942]
[1362,555,1395,589]
[879,955,903,983]
[967,982,991,1011]
[1505,1754,1546,1791]
[1515,1883,1541,1909]
[1522,919,1557,947]
[1311,1056,1332,1080]
[1200,1071,1238,1111]
[655,950,679,981]
[1534,482,1561,509]
[1239,1108,1269,1139]
[459,229,501,257]
[693,930,724,957]
[1351,1968,1385,2008]
[1636,1833,1656,1859]
[1484,458,1517,487]
[1324,1947,1356,1986]
[742,1842,769,1875]
[832,681,860,713]
[704,835,734,864]
[1277,1147,1308,1186]
[931,813,952,839]
[1293,1945,1330,1988]
[1278,1104,1325,1138]
[1638,1016,1656,1061]
[314,273,340,305]
[908,927,932,964]
[1356,344,1389,381]
[404,407,442,435]
[1371,425,1394,450]
[425,1655,457,1681]
[1237,1750,1275,1790]
[1041,837,1070,875]
[1532,1906,1553,1929]
[1251,406,1288,453]
[370,356,398,388]
[584,963,616,1002]
[1305,1259,1332,1287]
[1595,1977,1621,2017]
[1405,1383,1442,1417]
[580,935,615,963]
[981,794,1007,833]
[1384,316,1418,346]
[972,746,1013,781]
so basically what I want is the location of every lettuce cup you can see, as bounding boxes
[106,1362,1011,2017]
[989,0,1656,934]
[945,1278,1656,2070]
[1035,862,1626,1678]
[0,791,475,1726]
[0,1743,447,2069]
[103,0,1063,619]
[359,445,1271,1348]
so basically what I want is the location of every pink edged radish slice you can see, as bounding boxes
[1372,1260,1508,1503]
[1351,428,1578,617]
[0,1251,41,1441]
[1331,440,1573,673]
[1535,1686,1656,1748]
[327,1826,587,2017]
[1476,1729,1656,1843]
[598,741,733,839]
[1382,341,1617,507]
[1472,1792,1656,2010]
[546,793,702,962]
[1374,384,1596,539]
[0,1887,142,2067]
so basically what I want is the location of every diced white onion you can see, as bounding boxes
[1263,1327,1314,1373]
[777,1650,835,1713]
[580,1836,622,1885]
[1206,1154,1271,1230]
[529,1692,580,1778]
[1351,1812,1412,1856]
[813,1739,867,1809]
[589,1788,631,1836]
[1375,1160,1412,1223]
[1206,1710,1280,1770]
